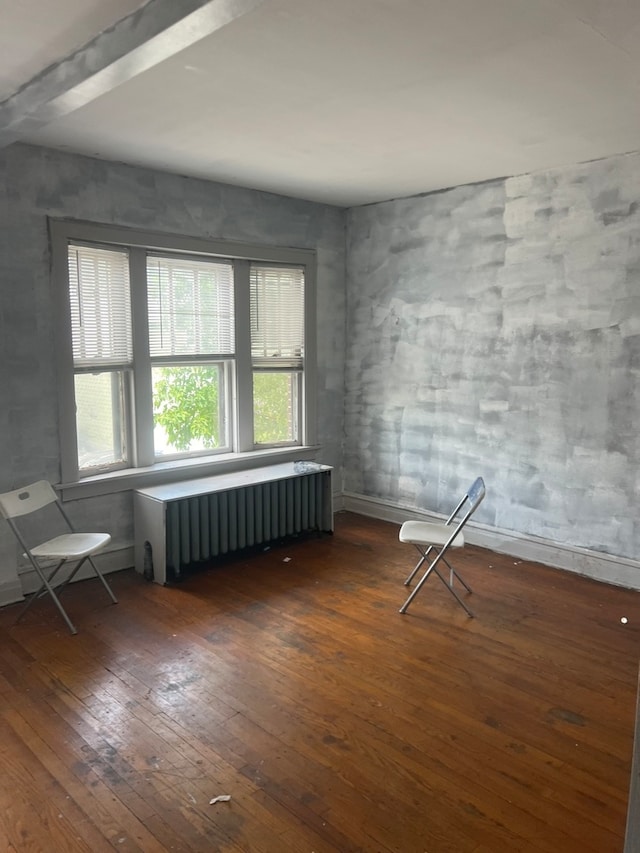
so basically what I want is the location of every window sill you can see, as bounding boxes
[58,446,322,502]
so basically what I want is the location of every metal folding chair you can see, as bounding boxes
[399,477,485,617]
[0,480,118,635]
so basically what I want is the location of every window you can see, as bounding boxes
[147,254,235,458]
[68,244,132,470]
[250,264,305,445]
[52,222,316,483]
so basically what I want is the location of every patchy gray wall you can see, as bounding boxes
[0,143,346,598]
[345,152,640,561]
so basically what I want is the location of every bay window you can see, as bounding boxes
[52,221,316,486]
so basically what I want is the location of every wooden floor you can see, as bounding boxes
[0,511,639,852]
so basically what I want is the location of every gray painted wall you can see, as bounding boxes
[345,151,640,563]
[0,143,346,597]
[3,140,640,599]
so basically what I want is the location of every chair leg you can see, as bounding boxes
[400,548,447,613]
[87,557,118,604]
[54,556,117,605]
[400,549,474,617]
[55,556,88,595]
[16,559,65,622]
[404,544,435,585]
[16,561,77,635]
[432,567,474,617]
[450,567,472,594]
[15,553,116,635]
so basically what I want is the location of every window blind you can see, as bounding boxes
[68,244,132,368]
[147,255,235,358]
[250,265,304,368]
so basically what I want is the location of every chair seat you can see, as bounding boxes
[399,520,464,548]
[30,532,111,559]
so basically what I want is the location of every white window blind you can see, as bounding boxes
[250,265,304,368]
[68,244,132,367]
[147,255,234,358]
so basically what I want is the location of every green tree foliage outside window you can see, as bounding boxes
[153,366,221,452]
[153,367,295,451]
[253,372,295,444]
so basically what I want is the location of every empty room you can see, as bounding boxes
[1,1,640,851]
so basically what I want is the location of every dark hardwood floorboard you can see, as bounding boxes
[0,511,638,852]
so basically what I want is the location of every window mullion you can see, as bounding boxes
[234,259,253,451]
[129,247,154,467]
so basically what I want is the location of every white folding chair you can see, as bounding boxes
[399,477,485,617]
[0,481,118,635]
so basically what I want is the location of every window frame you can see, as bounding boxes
[144,251,237,462]
[51,219,318,498]
[249,261,306,448]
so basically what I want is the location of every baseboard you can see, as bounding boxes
[15,544,135,597]
[342,492,640,591]
[6,494,639,603]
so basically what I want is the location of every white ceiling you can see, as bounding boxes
[2,0,640,206]
[0,0,145,101]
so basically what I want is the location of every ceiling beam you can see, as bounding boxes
[0,0,266,146]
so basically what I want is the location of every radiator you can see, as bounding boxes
[134,462,333,584]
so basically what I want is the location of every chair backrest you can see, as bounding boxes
[437,476,485,552]
[0,480,58,520]
[466,477,486,513]
[445,476,485,527]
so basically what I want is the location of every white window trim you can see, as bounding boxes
[51,219,318,500]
